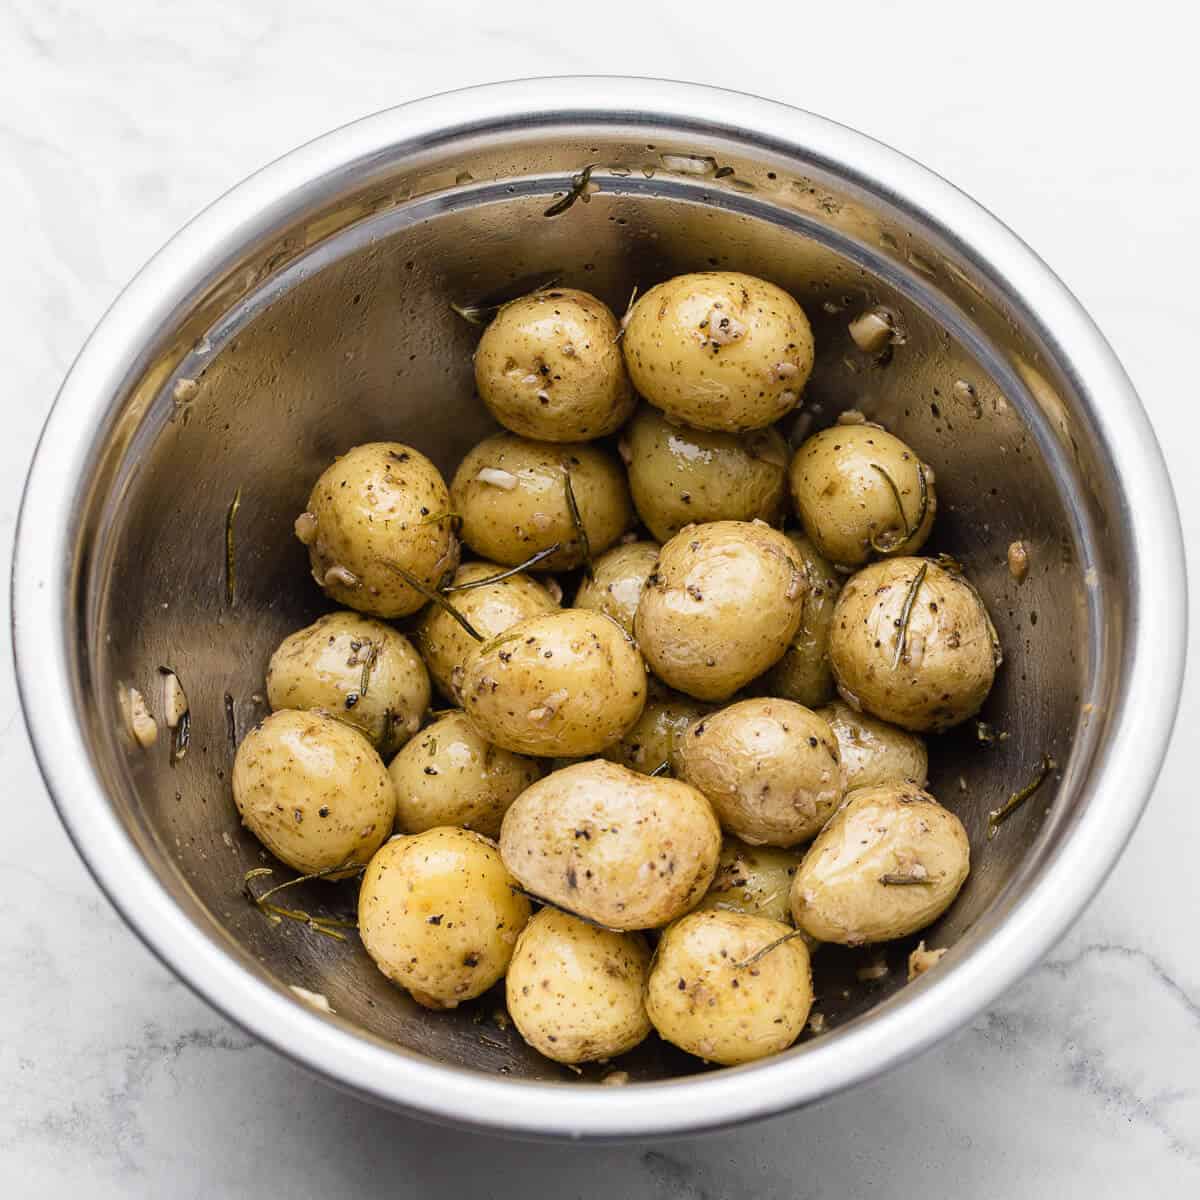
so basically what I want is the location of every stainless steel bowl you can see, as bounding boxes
[13,78,1186,1139]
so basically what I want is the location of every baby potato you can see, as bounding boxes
[499,760,721,930]
[829,557,1000,732]
[622,271,815,432]
[601,685,712,774]
[474,288,635,442]
[754,533,842,707]
[417,560,559,702]
[790,784,969,945]
[818,699,928,790]
[299,442,458,618]
[506,908,652,1064]
[573,540,660,636]
[623,405,789,541]
[461,610,646,757]
[388,711,542,839]
[675,698,843,846]
[450,434,633,572]
[789,425,936,567]
[232,709,396,876]
[635,520,804,701]
[265,611,430,756]
[358,827,530,1009]
[695,839,804,926]
[645,910,812,1065]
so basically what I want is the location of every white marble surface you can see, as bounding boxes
[2,1,1198,1195]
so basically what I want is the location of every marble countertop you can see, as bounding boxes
[2,2,1197,1195]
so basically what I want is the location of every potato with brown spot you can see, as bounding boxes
[266,611,430,756]
[674,698,843,846]
[601,685,711,774]
[358,827,530,1009]
[829,556,1000,732]
[506,908,652,1063]
[573,540,659,636]
[417,561,559,702]
[818,699,928,790]
[645,910,813,1065]
[754,533,842,707]
[622,271,814,431]
[635,520,804,701]
[232,709,396,877]
[790,784,970,945]
[300,442,458,618]
[623,405,788,541]
[462,610,646,757]
[695,839,805,927]
[499,760,721,930]
[789,425,936,567]
[474,288,635,442]
[388,711,542,839]
[450,434,633,571]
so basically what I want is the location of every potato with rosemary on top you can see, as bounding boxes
[232,709,396,877]
[474,288,635,442]
[296,442,459,618]
[829,556,1000,732]
[358,827,530,1010]
[645,909,813,1065]
[789,424,936,568]
[265,611,430,756]
[417,560,559,703]
[450,434,633,572]
[622,271,815,432]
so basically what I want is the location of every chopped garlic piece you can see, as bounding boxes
[290,986,334,1014]
[161,670,189,728]
[907,941,947,981]
[476,467,518,490]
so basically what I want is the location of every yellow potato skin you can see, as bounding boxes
[506,909,652,1064]
[635,520,805,701]
[302,442,458,618]
[357,828,531,1009]
[388,711,542,839]
[417,561,559,703]
[622,271,814,432]
[754,533,842,708]
[623,405,788,541]
[232,709,396,877]
[695,839,804,927]
[475,288,635,442]
[829,557,999,732]
[601,686,712,774]
[789,425,936,567]
[499,760,721,930]
[790,784,969,945]
[817,699,928,791]
[450,434,633,572]
[573,540,660,637]
[266,611,430,756]
[645,910,813,1065]
[675,698,843,847]
[461,610,646,757]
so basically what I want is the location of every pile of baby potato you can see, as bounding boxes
[232,271,1001,1069]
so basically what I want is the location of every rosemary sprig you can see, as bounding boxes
[879,872,934,886]
[869,461,928,553]
[613,284,639,343]
[224,692,237,752]
[988,754,1056,840]
[509,885,612,931]
[562,467,592,578]
[543,164,597,218]
[224,487,242,607]
[648,760,671,777]
[243,864,361,941]
[732,928,810,970]
[892,561,928,669]
[442,545,562,592]
[377,558,482,641]
[169,709,191,768]
[449,275,562,326]
[358,640,379,697]
[418,510,461,527]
